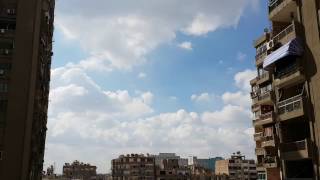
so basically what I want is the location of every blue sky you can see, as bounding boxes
[45,0,270,173]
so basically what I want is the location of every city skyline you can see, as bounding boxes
[45,0,268,173]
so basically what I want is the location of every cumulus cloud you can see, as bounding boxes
[55,0,258,71]
[45,67,256,173]
[178,41,193,50]
[191,93,216,103]
[222,91,251,107]
[234,69,256,92]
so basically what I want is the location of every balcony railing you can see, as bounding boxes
[263,156,277,164]
[275,61,300,78]
[281,139,307,152]
[272,23,295,45]
[278,94,303,115]
[260,111,274,121]
[269,0,284,13]
[254,132,263,141]
[259,91,272,101]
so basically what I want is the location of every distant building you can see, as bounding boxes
[156,158,191,180]
[153,153,188,168]
[215,152,257,180]
[63,160,97,180]
[112,154,156,180]
[188,156,223,172]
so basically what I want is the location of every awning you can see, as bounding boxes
[263,38,304,70]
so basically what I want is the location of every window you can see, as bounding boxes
[0,83,8,92]
[0,63,11,77]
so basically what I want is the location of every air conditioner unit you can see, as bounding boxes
[0,29,5,33]
[267,40,274,51]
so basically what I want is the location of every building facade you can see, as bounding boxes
[188,156,223,172]
[153,153,188,168]
[156,158,191,180]
[0,0,55,179]
[63,161,97,180]
[112,154,156,180]
[251,0,320,179]
[215,152,257,180]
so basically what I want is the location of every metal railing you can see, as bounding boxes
[263,156,277,164]
[275,63,301,79]
[258,72,270,81]
[259,91,272,101]
[273,23,295,44]
[254,132,263,139]
[269,0,284,13]
[260,111,274,120]
[278,94,303,115]
[281,139,307,152]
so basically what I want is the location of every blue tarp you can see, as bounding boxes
[263,38,304,70]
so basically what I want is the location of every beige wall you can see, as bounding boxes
[215,160,229,175]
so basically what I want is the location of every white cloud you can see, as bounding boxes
[138,72,147,79]
[191,93,215,103]
[234,69,256,92]
[55,0,258,71]
[178,41,193,50]
[222,91,251,107]
[45,67,256,173]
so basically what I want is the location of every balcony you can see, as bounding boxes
[256,51,267,66]
[255,148,265,156]
[257,72,271,85]
[263,156,278,168]
[256,164,265,172]
[251,92,259,105]
[274,64,305,88]
[280,139,312,160]
[273,22,299,48]
[261,136,276,148]
[253,112,275,127]
[254,132,263,141]
[269,0,297,22]
[252,104,260,112]
[250,77,258,86]
[258,91,274,105]
[278,94,304,121]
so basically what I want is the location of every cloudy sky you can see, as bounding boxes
[44,0,270,173]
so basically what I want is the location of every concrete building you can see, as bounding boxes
[188,156,223,172]
[62,160,97,180]
[215,152,257,180]
[156,158,191,180]
[153,153,188,168]
[0,0,55,179]
[251,0,320,179]
[111,154,156,180]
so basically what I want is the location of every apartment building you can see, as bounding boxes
[215,152,257,180]
[156,158,191,180]
[251,0,320,179]
[0,0,55,179]
[62,161,97,180]
[112,154,156,180]
[153,153,188,168]
[188,156,224,172]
